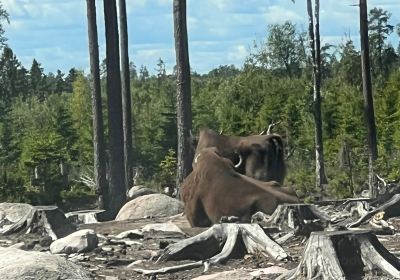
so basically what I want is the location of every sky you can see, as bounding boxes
[1,0,400,75]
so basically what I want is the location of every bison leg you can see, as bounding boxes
[185,198,211,227]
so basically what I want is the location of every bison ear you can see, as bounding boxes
[236,139,252,155]
[189,130,199,148]
[268,135,284,159]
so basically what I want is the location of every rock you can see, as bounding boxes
[9,242,27,250]
[142,222,185,235]
[127,185,156,200]
[50,229,98,254]
[115,194,184,221]
[39,235,53,247]
[0,203,76,239]
[0,247,90,280]
[249,266,289,276]
[65,209,105,225]
[191,269,256,280]
[114,229,143,239]
[191,266,288,280]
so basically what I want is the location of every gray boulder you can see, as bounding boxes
[0,247,90,280]
[50,229,98,254]
[115,194,184,221]
[127,185,156,200]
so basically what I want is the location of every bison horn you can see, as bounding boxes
[194,153,201,163]
[234,154,243,169]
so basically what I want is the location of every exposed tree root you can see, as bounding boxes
[277,230,400,280]
[130,223,289,276]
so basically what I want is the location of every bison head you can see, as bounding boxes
[192,128,286,184]
[234,134,286,184]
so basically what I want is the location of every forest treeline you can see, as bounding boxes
[0,7,400,207]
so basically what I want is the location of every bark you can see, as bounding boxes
[103,0,126,218]
[307,0,327,190]
[86,0,108,210]
[131,223,289,275]
[313,0,328,186]
[307,0,328,194]
[118,0,134,191]
[278,230,400,279]
[264,204,331,235]
[360,0,378,198]
[173,0,193,193]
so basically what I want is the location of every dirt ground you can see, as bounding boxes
[78,216,301,280]
[3,210,400,279]
[78,215,400,280]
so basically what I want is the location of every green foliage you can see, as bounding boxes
[20,130,68,204]
[70,72,93,166]
[0,2,9,48]
[1,8,400,206]
[250,21,307,78]
[131,70,177,177]
[158,149,177,188]
[368,8,397,79]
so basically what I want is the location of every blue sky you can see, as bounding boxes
[2,0,400,75]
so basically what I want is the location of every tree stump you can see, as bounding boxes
[0,205,76,239]
[260,204,331,235]
[130,223,290,276]
[278,230,400,280]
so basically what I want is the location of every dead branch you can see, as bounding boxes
[347,193,400,228]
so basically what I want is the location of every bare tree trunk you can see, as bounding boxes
[118,0,133,191]
[86,0,108,210]
[360,0,378,198]
[173,0,193,194]
[307,0,328,195]
[103,0,126,218]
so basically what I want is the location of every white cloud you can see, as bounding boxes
[2,0,400,75]
[227,44,248,62]
[262,5,304,24]
[2,0,27,17]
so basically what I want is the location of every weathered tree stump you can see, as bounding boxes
[256,204,331,235]
[130,223,289,275]
[278,230,400,280]
[0,205,76,239]
[348,193,400,228]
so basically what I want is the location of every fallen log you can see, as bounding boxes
[277,230,400,279]
[348,193,400,228]
[130,223,290,276]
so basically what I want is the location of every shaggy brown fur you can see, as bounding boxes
[181,147,299,227]
[192,128,286,184]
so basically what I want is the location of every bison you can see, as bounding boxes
[192,128,286,184]
[181,147,299,227]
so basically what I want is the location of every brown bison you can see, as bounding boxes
[192,128,286,184]
[181,147,299,227]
